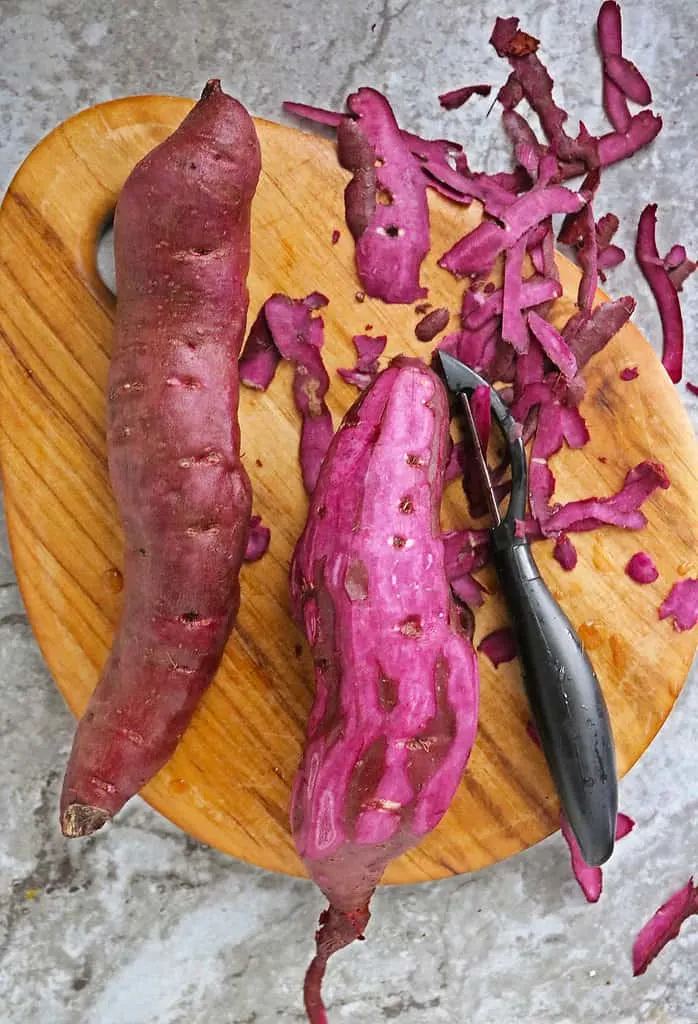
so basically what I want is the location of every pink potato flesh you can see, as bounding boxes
[290,358,479,1022]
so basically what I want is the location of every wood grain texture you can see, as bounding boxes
[0,95,696,883]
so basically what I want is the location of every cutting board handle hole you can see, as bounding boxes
[96,211,116,297]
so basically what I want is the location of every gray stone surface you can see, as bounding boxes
[1,0,697,1021]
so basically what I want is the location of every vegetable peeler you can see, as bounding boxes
[439,352,618,867]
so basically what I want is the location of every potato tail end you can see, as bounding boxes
[201,79,222,101]
[303,904,371,1024]
[61,802,110,838]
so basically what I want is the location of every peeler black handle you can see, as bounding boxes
[491,525,618,866]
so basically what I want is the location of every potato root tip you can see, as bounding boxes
[61,803,110,838]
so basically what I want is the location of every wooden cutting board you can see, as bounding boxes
[1,95,697,884]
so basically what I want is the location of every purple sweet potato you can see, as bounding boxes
[337,117,377,242]
[290,358,479,1022]
[263,295,333,495]
[478,628,517,667]
[633,877,698,975]
[438,83,492,110]
[415,307,450,342]
[60,81,261,836]
[636,204,686,383]
[239,304,280,391]
[597,0,631,133]
[658,578,698,632]
[244,516,271,563]
[553,534,578,571]
[342,89,430,303]
[240,292,332,492]
[562,811,635,902]
[337,333,387,391]
[625,552,658,584]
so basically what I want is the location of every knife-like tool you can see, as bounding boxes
[439,351,618,866]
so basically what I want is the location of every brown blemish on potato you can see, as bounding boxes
[61,804,109,838]
[345,559,369,602]
[406,657,457,794]
[346,737,388,834]
[301,377,323,418]
[378,674,399,711]
[400,615,423,638]
[405,736,437,753]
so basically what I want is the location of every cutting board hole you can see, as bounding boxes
[96,213,116,296]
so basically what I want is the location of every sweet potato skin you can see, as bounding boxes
[290,358,479,1019]
[60,81,261,836]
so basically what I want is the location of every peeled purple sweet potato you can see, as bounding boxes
[290,357,479,1023]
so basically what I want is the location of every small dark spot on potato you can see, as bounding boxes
[181,611,199,623]
[385,225,400,238]
[294,644,303,658]
[345,559,369,601]
[315,657,330,673]
[406,453,424,467]
[138,547,147,556]
[378,675,398,711]
[391,536,407,549]
[316,505,328,519]
[255,458,263,468]
[400,615,423,638]
[377,189,393,206]
[398,497,414,514]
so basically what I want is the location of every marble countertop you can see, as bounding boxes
[1,0,696,1021]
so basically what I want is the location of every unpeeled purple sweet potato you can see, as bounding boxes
[60,81,261,836]
[290,357,479,1022]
